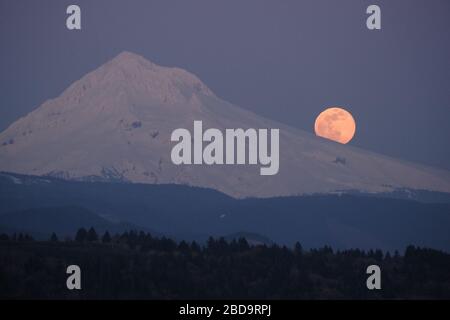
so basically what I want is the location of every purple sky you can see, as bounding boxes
[1,0,449,169]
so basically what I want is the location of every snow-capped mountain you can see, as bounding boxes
[0,51,449,197]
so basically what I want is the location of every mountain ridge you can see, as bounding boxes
[1,172,450,251]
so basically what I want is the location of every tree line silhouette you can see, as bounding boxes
[0,227,449,299]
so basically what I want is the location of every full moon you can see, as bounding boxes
[314,107,356,144]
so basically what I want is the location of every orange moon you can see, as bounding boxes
[314,107,356,144]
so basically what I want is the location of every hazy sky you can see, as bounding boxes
[1,0,449,169]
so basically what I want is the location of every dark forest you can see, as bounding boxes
[1,228,449,299]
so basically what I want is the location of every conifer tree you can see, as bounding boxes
[87,227,98,242]
[102,231,111,243]
[50,232,58,242]
[75,228,88,242]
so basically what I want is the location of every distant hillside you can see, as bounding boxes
[1,172,450,251]
[0,206,141,239]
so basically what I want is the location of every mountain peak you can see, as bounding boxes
[108,51,155,69]
[45,51,217,113]
[93,51,215,101]
[114,51,146,61]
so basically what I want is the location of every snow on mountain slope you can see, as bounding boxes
[0,51,449,197]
